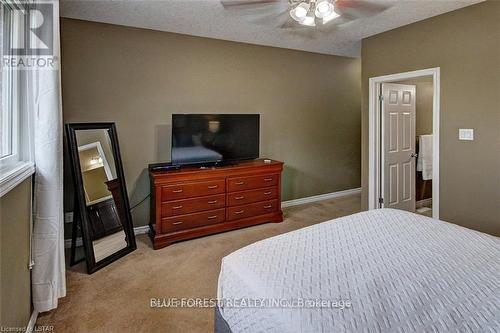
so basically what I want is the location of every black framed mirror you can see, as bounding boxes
[66,123,136,273]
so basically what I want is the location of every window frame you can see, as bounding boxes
[0,3,35,197]
[1,4,16,162]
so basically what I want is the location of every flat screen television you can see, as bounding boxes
[171,114,260,165]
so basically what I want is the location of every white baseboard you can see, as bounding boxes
[26,310,38,332]
[64,225,151,248]
[281,187,361,208]
[64,188,361,248]
[133,225,150,235]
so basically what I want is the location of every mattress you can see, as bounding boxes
[217,209,500,332]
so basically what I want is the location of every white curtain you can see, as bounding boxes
[31,0,66,312]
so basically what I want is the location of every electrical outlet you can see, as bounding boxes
[459,128,474,141]
[64,212,74,223]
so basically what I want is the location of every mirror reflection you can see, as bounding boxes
[75,129,128,263]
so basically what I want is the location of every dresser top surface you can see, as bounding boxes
[150,159,283,180]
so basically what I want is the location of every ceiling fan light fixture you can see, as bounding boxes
[300,12,316,26]
[290,2,310,22]
[315,0,334,19]
[322,9,340,24]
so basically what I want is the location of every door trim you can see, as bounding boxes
[368,67,440,219]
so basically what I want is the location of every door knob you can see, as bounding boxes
[410,153,418,158]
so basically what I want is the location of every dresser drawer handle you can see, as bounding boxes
[263,205,272,209]
[234,181,245,185]
[172,221,183,225]
[264,178,273,182]
[172,189,183,193]
[208,185,219,189]
[207,215,218,219]
[235,196,245,200]
[207,200,218,204]
[172,205,183,210]
[264,191,272,195]
[234,210,245,215]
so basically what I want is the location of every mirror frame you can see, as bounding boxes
[66,122,136,273]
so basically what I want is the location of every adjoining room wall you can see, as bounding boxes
[60,18,362,227]
[0,179,32,327]
[361,1,500,236]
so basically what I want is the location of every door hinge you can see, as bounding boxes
[378,95,384,101]
[378,197,384,204]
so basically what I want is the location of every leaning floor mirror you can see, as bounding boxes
[66,123,136,273]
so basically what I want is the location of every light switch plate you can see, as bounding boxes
[459,128,474,141]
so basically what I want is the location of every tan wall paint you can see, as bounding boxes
[0,179,32,327]
[361,1,500,236]
[61,19,361,227]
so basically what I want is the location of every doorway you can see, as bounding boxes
[368,68,440,219]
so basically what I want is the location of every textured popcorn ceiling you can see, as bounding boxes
[60,0,484,57]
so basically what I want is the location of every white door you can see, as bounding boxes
[381,83,416,212]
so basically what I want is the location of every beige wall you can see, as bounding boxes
[361,1,500,236]
[0,179,32,327]
[61,19,362,227]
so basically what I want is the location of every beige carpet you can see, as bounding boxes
[36,194,361,333]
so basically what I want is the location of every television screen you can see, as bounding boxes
[171,114,260,165]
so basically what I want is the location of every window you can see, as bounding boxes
[0,3,34,197]
[1,4,15,160]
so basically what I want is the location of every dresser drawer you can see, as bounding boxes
[227,199,279,221]
[227,186,278,206]
[227,174,278,192]
[161,179,225,201]
[161,209,225,233]
[161,194,225,217]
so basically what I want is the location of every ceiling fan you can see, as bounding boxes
[221,0,390,29]
[290,0,340,26]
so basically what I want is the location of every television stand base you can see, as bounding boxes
[213,160,239,167]
[149,158,284,249]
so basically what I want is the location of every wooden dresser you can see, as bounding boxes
[149,159,284,249]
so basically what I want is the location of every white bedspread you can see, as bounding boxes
[217,209,500,332]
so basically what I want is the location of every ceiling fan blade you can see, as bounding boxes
[221,0,282,8]
[250,8,290,26]
[335,0,390,16]
[221,0,290,27]
[280,17,299,29]
[333,11,356,22]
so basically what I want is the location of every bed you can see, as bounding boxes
[216,209,500,332]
